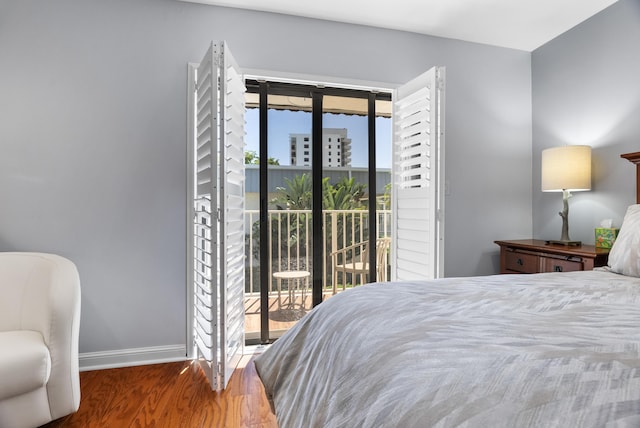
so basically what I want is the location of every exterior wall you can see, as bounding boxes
[290,134,312,165]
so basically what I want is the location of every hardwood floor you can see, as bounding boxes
[244,294,313,340]
[42,357,277,428]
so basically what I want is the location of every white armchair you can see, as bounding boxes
[0,253,81,428]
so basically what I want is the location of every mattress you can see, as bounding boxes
[254,270,640,427]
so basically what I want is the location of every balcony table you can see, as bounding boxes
[272,270,311,308]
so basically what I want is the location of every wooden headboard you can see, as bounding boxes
[621,152,640,203]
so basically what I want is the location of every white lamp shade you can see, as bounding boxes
[541,145,592,192]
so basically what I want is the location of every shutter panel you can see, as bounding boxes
[218,42,246,389]
[192,41,245,390]
[194,42,219,389]
[391,67,445,281]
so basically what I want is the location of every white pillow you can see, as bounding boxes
[607,204,640,277]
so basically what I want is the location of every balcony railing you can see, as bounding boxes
[245,209,392,297]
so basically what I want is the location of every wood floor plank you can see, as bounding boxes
[41,358,278,428]
[128,363,185,428]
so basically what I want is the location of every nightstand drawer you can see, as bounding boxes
[543,257,582,272]
[495,239,609,274]
[504,251,538,273]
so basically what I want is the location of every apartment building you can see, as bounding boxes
[290,128,352,167]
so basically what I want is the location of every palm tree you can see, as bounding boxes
[270,174,369,274]
[271,174,312,210]
[244,150,280,165]
[323,177,366,210]
[267,174,313,271]
[272,174,366,210]
[247,173,370,276]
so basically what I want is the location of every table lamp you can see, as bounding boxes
[541,145,592,246]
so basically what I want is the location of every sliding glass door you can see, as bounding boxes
[323,96,367,295]
[243,80,392,344]
[265,93,314,338]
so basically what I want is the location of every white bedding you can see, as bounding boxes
[254,270,640,427]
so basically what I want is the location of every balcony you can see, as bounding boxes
[244,209,391,337]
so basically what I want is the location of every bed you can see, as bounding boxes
[254,152,640,428]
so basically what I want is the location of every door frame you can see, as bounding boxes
[244,73,393,343]
[186,67,445,351]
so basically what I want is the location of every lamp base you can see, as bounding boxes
[545,239,582,246]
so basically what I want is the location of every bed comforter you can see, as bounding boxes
[254,270,640,427]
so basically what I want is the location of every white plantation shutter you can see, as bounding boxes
[391,67,445,281]
[218,43,245,389]
[193,43,217,390]
[192,41,245,390]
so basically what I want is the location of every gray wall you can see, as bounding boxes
[0,0,532,356]
[532,0,640,241]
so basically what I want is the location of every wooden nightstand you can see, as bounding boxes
[495,239,609,274]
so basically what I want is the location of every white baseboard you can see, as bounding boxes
[79,344,187,371]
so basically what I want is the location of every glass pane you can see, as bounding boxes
[243,88,392,344]
[243,101,261,343]
[266,95,313,339]
[375,100,392,282]
[322,96,370,295]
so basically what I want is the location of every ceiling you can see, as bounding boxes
[181,0,618,51]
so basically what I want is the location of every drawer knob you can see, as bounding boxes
[517,258,523,266]
[554,265,563,272]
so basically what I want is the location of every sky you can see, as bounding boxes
[244,108,392,169]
